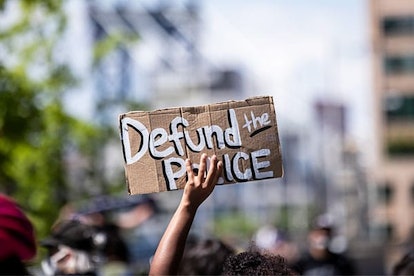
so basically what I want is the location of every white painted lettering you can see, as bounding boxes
[223,154,234,182]
[225,109,242,147]
[242,111,271,133]
[121,118,149,165]
[233,152,252,180]
[122,109,245,165]
[169,117,186,156]
[150,128,174,158]
[184,128,206,152]
[204,125,225,149]
[251,149,273,179]
[163,157,186,190]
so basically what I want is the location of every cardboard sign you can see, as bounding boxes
[119,96,283,195]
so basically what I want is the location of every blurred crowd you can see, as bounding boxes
[1,191,413,275]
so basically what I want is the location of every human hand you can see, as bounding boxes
[149,154,222,276]
[181,154,222,212]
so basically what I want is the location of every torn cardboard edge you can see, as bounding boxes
[119,96,283,195]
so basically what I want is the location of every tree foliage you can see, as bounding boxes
[0,0,115,240]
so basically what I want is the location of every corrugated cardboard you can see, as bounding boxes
[119,96,283,194]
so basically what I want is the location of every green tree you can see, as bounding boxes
[0,0,119,241]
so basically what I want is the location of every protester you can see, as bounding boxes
[40,218,132,276]
[293,221,355,275]
[40,220,102,275]
[148,153,296,275]
[43,193,164,275]
[0,193,37,275]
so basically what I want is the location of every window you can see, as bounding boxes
[384,95,414,121]
[382,16,414,36]
[384,95,414,156]
[384,55,414,75]
[387,139,414,156]
[377,182,394,205]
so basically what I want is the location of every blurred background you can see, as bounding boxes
[1,0,413,274]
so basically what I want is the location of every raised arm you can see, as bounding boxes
[149,154,222,275]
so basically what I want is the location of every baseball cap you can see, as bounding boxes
[41,220,97,253]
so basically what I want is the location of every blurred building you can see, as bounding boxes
[314,101,347,212]
[312,101,370,244]
[370,0,414,266]
[87,0,248,114]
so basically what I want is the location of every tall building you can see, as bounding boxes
[370,0,414,248]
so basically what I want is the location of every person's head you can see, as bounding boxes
[0,193,36,274]
[307,214,335,257]
[178,236,235,275]
[222,248,296,275]
[41,220,104,275]
[254,225,288,252]
[308,227,332,251]
[254,225,299,263]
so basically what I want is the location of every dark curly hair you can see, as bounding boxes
[222,249,296,275]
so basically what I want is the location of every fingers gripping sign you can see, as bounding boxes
[183,154,223,210]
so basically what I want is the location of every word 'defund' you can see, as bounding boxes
[119,96,283,195]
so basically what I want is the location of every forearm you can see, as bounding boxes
[149,200,197,275]
[149,154,221,275]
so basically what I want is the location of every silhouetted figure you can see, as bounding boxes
[293,224,355,275]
